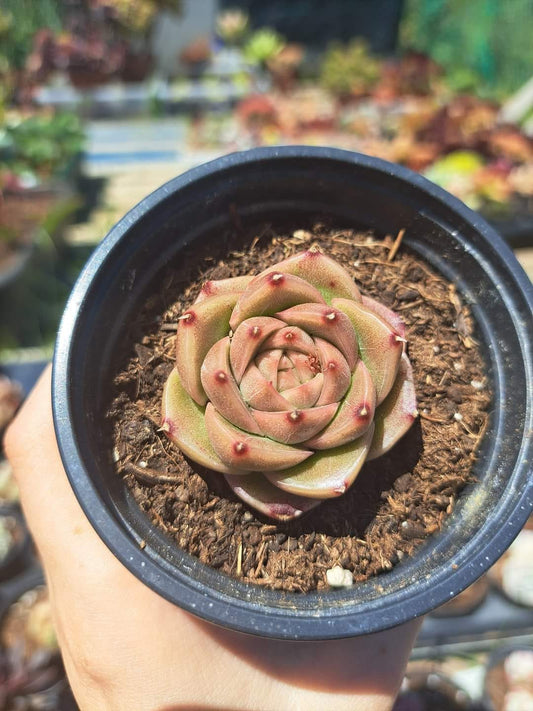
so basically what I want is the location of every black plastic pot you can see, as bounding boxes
[52,146,533,640]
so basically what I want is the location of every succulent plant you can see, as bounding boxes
[243,28,285,67]
[216,9,249,46]
[320,40,382,99]
[162,248,417,522]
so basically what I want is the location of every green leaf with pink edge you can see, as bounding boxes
[176,292,240,406]
[251,402,339,445]
[161,368,243,475]
[258,248,362,304]
[229,272,325,330]
[275,303,358,369]
[332,297,403,404]
[367,353,418,461]
[201,337,263,435]
[305,359,375,450]
[194,276,254,304]
[361,295,406,340]
[265,424,374,499]
[224,473,322,522]
[205,403,313,471]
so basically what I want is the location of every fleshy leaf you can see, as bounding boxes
[251,403,339,445]
[367,353,418,460]
[205,403,313,471]
[332,298,403,404]
[200,337,263,435]
[278,354,294,370]
[229,272,325,330]
[277,369,301,391]
[362,295,406,340]
[275,303,358,370]
[265,424,374,498]
[255,349,283,383]
[224,473,321,521]
[161,368,242,474]
[240,363,292,411]
[229,316,285,383]
[195,276,254,304]
[176,293,239,406]
[287,352,318,382]
[258,248,362,303]
[314,337,352,406]
[259,325,317,356]
[282,373,324,408]
[305,360,376,449]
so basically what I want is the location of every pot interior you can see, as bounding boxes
[55,149,533,638]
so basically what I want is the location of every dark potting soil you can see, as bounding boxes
[107,223,491,593]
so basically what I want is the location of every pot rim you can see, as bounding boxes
[53,146,533,639]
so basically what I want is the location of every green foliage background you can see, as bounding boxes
[401,0,533,99]
[0,0,62,69]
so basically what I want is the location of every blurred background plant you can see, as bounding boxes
[320,39,382,100]
[243,28,286,68]
[400,0,533,100]
[0,112,85,186]
[216,7,249,46]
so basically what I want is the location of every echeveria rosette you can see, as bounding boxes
[162,248,418,522]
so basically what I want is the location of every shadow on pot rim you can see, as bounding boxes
[52,146,533,640]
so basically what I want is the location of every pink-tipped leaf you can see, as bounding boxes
[332,297,403,404]
[367,353,418,460]
[225,473,321,521]
[229,272,325,330]
[200,337,263,435]
[275,303,358,370]
[195,276,254,304]
[251,403,339,445]
[205,403,313,471]
[176,292,239,406]
[305,359,376,449]
[161,368,243,475]
[259,325,317,356]
[258,249,362,303]
[229,316,285,383]
[314,337,352,405]
[265,424,374,499]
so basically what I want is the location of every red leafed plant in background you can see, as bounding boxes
[162,248,417,521]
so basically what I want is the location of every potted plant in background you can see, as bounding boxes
[105,0,182,83]
[216,8,249,48]
[0,109,84,287]
[0,579,65,709]
[320,40,382,103]
[53,146,533,639]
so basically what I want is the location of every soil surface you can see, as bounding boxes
[107,223,491,592]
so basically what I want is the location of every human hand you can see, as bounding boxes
[5,366,421,711]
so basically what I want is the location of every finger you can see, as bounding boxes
[4,364,114,566]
